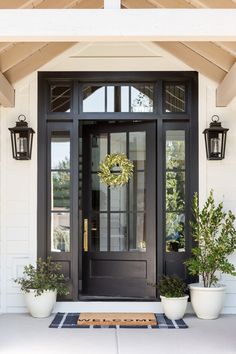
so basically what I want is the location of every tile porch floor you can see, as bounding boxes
[0,314,235,354]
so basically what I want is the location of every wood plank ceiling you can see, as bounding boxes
[0,0,236,106]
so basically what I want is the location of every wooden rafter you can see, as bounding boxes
[186,0,236,8]
[0,71,14,107]
[0,43,47,73]
[36,0,82,8]
[0,0,44,9]
[216,42,236,56]
[72,0,103,8]
[156,42,226,82]
[0,43,13,54]
[122,0,156,8]
[182,42,235,71]
[217,61,236,106]
[0,0,102,9]
[147,0,193,8]
[4,42,75,83]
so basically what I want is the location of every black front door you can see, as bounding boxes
[82,121,156,298]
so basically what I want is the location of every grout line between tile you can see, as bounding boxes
[115,329,120,354]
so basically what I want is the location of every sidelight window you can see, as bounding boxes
[165,130,186,253]
[50,132,71,252]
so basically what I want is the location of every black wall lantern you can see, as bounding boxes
[203,115,228,160]
[8,115,35,160]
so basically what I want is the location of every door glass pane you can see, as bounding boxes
[107,86,115,112]
[50,85,71,112]
[51,171,70,210]
[131,85,154,113]
[92,174,107,211]
[129,131,146,170]
[91,214,108,251]
[129,213,146,252]
[51,133,70,170]
[166,129,186,253]
[129,172,145,211]
[83,86,105,112]
[110,213,128,251]
[110,185,127,211]
[51,212,70,252]
[110,132,126,154]
[166,130,185,170]
[166,213,185,253]
[91,133,107,171]
[166,172,185,211]
[165,83,186,113]
[121,86,129,112]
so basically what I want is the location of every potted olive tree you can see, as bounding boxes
[186,191,236,319]
[158,276,188,320]
[15,257,68,318]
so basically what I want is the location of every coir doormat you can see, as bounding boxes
[49,313,188,329]
[78,313,157,326]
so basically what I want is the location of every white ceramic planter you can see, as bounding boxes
[189,283,226,320]
[24,289,57,318]
[160,295,189,320]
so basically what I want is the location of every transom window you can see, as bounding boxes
[82,84,154,113]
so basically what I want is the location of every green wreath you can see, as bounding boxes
[98,153,134,187]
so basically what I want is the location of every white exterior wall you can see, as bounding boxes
[1,42,236,313]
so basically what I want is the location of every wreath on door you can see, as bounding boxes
[98,153,134,187]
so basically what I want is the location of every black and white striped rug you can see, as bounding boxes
[49,313,188,329]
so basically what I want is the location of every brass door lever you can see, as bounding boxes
[83,218,88,252]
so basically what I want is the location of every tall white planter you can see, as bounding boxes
[25,289,57,318]
[160,295,189,320]
[189,283,226,320]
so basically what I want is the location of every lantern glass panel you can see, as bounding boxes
[11,130,34,160]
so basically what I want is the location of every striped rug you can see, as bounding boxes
[49,313,188,329]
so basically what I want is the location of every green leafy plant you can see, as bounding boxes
[157,275,187,298]
[185,190,236,287]
[15,257,69,297]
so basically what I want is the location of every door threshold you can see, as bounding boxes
[79,295,157,302]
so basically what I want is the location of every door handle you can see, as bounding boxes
[83,218,88,252]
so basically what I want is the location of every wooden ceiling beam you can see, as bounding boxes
[182,42,235,71]
[4,42,75,83]
[0,71,14,107]
[104,0,121,9]
[0,9,236,42]
[156,42,226,83]
[217,61,236,106]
